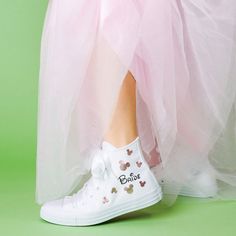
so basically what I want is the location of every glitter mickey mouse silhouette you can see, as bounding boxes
[102,196,109,204]
[111,187,117,194]
[136,161,142,168]
[126,149,133,156]
[139,181,146,187]
[124,184,134,194]
[119,160,130,171]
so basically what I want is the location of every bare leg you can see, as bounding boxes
[103,71,138,147]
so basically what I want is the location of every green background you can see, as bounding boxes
[0,1,235,235]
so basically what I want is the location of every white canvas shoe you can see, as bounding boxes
[151,166,218,198]
[40,137,163,226]
[177,169,218,198]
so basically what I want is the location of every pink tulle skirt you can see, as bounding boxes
[36,0,236,206]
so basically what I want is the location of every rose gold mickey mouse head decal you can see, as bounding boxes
[111,187,117,194]
[102,196,109,204]
[119,160,130,171]
[126,149,133,156]
[136,161,142,168]
[139,181,146,187]
[124,184,134,194]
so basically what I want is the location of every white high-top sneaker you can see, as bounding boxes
[40,137,163,226]
[177,168,218,198]
[151,165,218,198]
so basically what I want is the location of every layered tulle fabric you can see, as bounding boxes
[36,0,236,206]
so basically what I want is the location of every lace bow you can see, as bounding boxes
[69,149,111,207]
[91,149,110,179]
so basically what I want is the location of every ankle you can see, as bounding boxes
[103,134,138,148]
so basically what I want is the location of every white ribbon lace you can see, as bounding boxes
[91,149,111,179]
[70,148,111,207]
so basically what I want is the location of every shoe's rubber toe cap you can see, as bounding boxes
[40,199,67,224]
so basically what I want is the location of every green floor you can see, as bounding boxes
[1,158,236,236]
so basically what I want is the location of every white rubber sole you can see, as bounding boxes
[159,183,217,198]
[176,186,217,198]
[40,186,163,226]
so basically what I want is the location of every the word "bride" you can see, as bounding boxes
[118,172,141,184]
